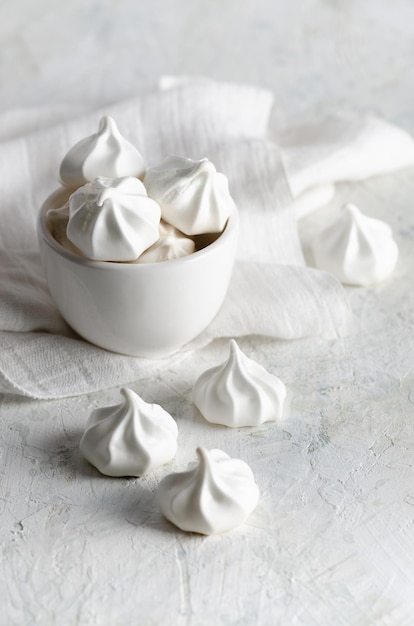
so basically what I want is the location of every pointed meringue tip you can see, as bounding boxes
[196,446,209,465]
[228,338,240,357]
[96,187,116,206]
[343,203,360,217]
[198,158,216,174]
[119,386,135,402]
[98,115,117,133]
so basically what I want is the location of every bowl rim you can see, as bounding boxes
[37,187,239,271]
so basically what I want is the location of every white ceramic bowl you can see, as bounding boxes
[37,188,238,358]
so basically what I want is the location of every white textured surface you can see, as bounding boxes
[1,1,414,624]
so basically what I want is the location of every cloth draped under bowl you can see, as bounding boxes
[1,79,413,398]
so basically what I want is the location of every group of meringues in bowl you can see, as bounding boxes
[38,116,239,358]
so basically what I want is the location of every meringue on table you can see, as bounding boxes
[79,387,178,477]
[157,447,260,535]
[312,203,399,286]
[193,339,286,428]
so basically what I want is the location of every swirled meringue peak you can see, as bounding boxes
[143,156,236,235]
[312,203,399,286]
[135,220,195,263]
[79,387,178,477]
[66,176,161,261]
[60,115,145,188]
[193,339,286,428]
[157,447,260,534]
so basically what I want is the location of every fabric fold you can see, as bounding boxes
[276,111,414,217]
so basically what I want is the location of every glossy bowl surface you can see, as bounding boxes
[37,188,238,357]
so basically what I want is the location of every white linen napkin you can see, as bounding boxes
[1,79,413,399]
[275,112,414,218]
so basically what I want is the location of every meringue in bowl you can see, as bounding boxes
[37,189,238,358]
[37,116,238,358]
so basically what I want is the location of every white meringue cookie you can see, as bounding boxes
[66,176,161,261]
[193,339,286,427]
[79,387,178,477]
[135,220,195,263]
[60,115,145,188]
[157,447,259,534]
[143,156,236,235]
[312,203,399,286]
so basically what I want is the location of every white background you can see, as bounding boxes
[2,0,414,123]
